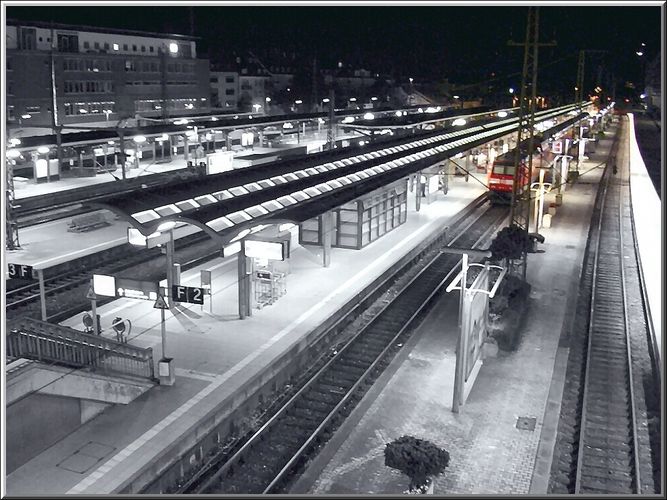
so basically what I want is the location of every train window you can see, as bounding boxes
[243,182,262,192]
[369,152,382,158]
[293,170,309,178]
[304,187,322,197]
[261,200,283,212]
[349,156,362,163]
[356,171,370,179]
[283,173,299,181]
[493,164,515,175]
[305,167,319,175]
[314,165,329,173]
[371,166,385,175]
[363,168,378,177]
[333,161,346,168]
[325,179,343,189]
[342,159,354,166]
[314,182,333,192]
[346,173,361,182]
[336,176,353,186]
[257,179,275,188]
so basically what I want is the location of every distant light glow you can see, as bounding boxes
[113,43,119,51]
[9,138,21,146]
[37,146,50,154]
[294,100,302,104]
[349,97,357,102]
[133,135,146,143]
[497,111,508,118]
[452,118,467,126]
[363,112,375,120]
[169,42,178,53]
[636,51,643,56]
[322,98,330,103]
[342,116,355,123]
[282,122,294,129]
[21,114,31,119]
[6,149,21,159]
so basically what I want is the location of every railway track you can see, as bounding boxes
[546,118,658,494]
[5,230,214,322]
[177,203,507,494]
[573,157,641,493]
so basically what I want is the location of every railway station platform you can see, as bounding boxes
[5,171,488,495]
[12,132,356,200]
[6,116,659,495]
[291,117,662,494]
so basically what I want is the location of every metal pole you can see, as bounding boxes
[166,229,175,307]
[38,269,47,321]
[160,307,167,358]
[452,253,468,413]
[91,299,99,335]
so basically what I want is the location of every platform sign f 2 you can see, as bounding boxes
[8,263,34,280]
[171,285,205,305]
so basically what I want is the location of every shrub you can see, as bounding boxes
[385,435,450,490]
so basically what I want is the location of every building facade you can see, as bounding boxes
[5,20,211,128]
[210,71,239,110]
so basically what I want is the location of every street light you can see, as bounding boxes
[253,103,261,113]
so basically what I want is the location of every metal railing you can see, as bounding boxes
[6,318,155,381]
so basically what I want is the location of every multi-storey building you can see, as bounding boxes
[5,19,211,128]
[210,71,239,110]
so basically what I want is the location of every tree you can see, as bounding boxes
[384,436,450,491]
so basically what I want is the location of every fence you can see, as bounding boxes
[6,318,155,381]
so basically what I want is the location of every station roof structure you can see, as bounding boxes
[84,103,587,245]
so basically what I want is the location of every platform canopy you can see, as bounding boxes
[85,106,580,244]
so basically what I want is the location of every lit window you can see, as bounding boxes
[113,43,119,51]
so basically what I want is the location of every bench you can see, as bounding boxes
[67,212,113,233]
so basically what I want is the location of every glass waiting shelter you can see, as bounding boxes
[299,178,408,250]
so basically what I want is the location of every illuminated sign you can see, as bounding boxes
[244,240,286,261]
[93,274,116,297]
[221,241,242,258]
[206,151,235,175]
[116,278,159,301]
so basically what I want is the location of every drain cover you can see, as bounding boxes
[516,416,537,431]
[57,441,115,474]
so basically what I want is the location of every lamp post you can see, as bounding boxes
[409,77,414,106]
[265,96,271,115]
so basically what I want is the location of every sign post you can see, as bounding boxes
[87,278,99,336]
[38,269,47,321]
[154,288,174,386]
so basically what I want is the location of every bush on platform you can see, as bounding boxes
[384,435,450,493]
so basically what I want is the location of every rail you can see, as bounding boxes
[573,121,641,494]
[6,317,155,381]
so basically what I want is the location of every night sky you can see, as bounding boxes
[6,2,662,93]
